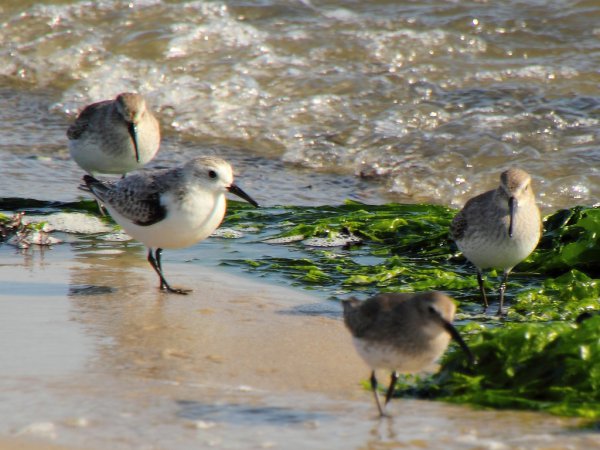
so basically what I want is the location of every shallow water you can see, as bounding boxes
[1,0,599,210]
[1,240,599,449]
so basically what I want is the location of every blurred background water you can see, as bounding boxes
[1,0,599,211]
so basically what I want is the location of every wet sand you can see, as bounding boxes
[0,243,598,449]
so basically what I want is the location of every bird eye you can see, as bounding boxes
[208,170,217,179]
[427,305,438,315]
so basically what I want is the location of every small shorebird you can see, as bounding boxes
[81,156,259,294]
[342,292,473,417]
[67,92,160,175]
[451,168,542,316]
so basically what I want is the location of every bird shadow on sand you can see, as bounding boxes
[175,399,331,426]
[68,284,117,296]
[275,301,342,320]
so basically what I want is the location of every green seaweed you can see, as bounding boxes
[510,270,600,321]
[431,316,600,419]
[225,200,455,250]
[221,202,600,418]
[225,203,599,315]
[223,201,474,297]
[523,207,600,277]
[0,197,98,214]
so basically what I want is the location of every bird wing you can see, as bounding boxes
[343,295,386,338]
[82,173,168,226]
[66,100,112,140]
[450,190,495,241]
[450,208,468,241]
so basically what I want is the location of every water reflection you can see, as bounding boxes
[176,399,329,426]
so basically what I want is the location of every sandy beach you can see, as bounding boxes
[0,242,598,449]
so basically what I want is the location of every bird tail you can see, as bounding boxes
[79,174,109,202]
[341,297,361,315]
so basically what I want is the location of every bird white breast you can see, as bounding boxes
[457,203,541,270]
[69,116,159,174]
[107,187,227,250]
[352,333,451,373]
[133,114,160,165]
[69,131,140,174]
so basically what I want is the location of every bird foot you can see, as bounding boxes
[482,304,506,318]
[160,286,192,295]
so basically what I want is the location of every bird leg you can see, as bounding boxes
[497,269,511,316]
[147,248,190,295]
[476,269,489,310]
[147,248,168,291]
[384,371,399,406]
[154,248,164,273]
[370,371,386,417]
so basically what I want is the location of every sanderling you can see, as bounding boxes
[451,168,542,316]
[67,92,160,175]
[342,291,473,417]
[81,156,258,294]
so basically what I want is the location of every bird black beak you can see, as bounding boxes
[128,122,140,163]
[438,316,475,367]
[228,183,259,207]
[508,196,516,238]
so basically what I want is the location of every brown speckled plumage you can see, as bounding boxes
[82,170,174,226]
